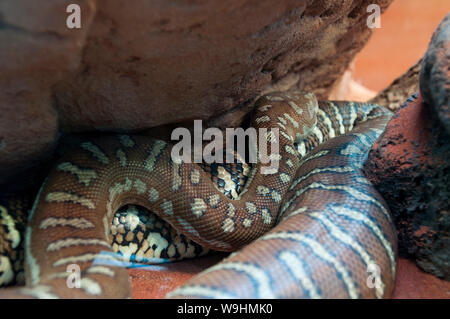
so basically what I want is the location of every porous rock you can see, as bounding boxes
[365,94,449,280]
[420,13,450,135]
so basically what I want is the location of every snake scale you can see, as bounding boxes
[0,91,397,298]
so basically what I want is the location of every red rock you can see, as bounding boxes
[364,94,450,280]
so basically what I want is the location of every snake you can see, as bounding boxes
[0,91,397,298]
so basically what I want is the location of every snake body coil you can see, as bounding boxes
[0,92,396,298]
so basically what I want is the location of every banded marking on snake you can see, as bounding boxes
[0,91,396,299]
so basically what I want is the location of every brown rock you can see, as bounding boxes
[420,13,450,135]
[0,0,96,183]
[0,0,393,183]
[364,94,450,280]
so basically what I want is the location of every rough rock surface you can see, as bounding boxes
[0,0,393,183]
[420,13,450,135]
[363,2,450,281]
[370,59,421,111]
[365,94,449,279]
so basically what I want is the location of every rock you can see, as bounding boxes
[365,14,450,280]
[420,13,450,135]
[364,94,450,280]
[0,0,393,183]
[0,0,96,183]
[370,59,422,111]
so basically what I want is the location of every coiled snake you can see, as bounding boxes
[0,91,397,298]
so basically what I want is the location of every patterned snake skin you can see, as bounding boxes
[0,91,397,298]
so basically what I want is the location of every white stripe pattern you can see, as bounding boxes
[145,140,167,172]
[289,166,354,191]
[282,182,391,223]
[329,103,345,134]
[198,262,275,298]
[278,251,321,298]
[45,192,95,209]
[167,286,236,299]
[47,238,110,252]
[329,205,396,278]
[318,109,336,138]
[309,212,385,298]
[80,142,109,164]
[262,232,359,298]
[56,162,98,186]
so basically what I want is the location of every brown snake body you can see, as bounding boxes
[0,92,397,298]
